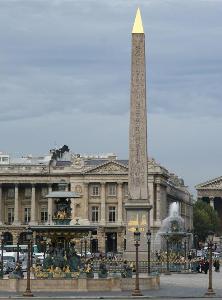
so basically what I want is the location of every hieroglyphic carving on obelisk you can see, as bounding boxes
[128,7,148,202]
[125,8,152,255]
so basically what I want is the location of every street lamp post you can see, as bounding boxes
[30,240,33,269]
[165,236,171,275]
[132,227,143,296]
[88,231,92,255]
[112,234,116,258]
[43,236,47,260]
[80,239,83,257]
[23,227,33,297]
[90,238,93,255]
[16,237,20,264]
[104,235,108,257]
[184,239,187,271]
[0,234,4,279]
[146,230,151,275]
[194,234,198,257]
[205,232,216,297]
[84,237,87,259]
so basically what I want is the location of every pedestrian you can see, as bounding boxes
[188,252,192,261]
[213,259,220,272]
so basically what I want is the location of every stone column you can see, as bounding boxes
[0,184,3,225]
[30,184,36,225]
[97,228,106,253]
[117,231,125,253]
[149,181,154,223]
[70,183,75,221]
[32,231,37,244]
[13,184,20,225]
[156,183,161,223]
[210,197,214,209]
[100,183,106,225]
[13,233,20,244]
[117,182,123,224]
[84,183,89,221]
[48,184,53,224]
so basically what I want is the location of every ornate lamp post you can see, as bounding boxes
[16,238,20,264]
[205,232,216,297]
[30,240,33,268]
[132,227,143,296]
[165,235,171,275]
[0,234,4,279]
[194,234,198,257]
[105,235,108,256]
[112,234,116,258]
[84,236,87,258]
[23,227,33,297]
[43,236,47,260]
[184,238,187,271]
[80,239,83,257]
[88,231,92,255]
[146,230,151,274]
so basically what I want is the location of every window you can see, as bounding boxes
[2,157,9,162]
[91,206,99,222]
[91,185,100,196]
[7,188,15,199]
[108,206,116,222]
[7,208,14,224]
[108,184,116,196]
[24,187,31,198]
[24,208,31,224]
[40,208,48,223]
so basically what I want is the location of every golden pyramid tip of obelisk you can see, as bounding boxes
[132,8,144,34]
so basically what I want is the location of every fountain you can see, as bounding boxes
[157,202,192,264]
[153,202,192,275]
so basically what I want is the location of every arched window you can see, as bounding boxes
[3,232,13,245]
[19,232,28,244]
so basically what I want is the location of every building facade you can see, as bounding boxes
[196,177,222,231]
[0,149,193,253]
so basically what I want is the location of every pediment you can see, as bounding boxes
[84,161,128,175]
[196,176,222,190]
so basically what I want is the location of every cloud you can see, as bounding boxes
[0,0,221,123]
[0,0,222,193]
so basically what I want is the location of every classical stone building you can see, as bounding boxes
[0,149,193,253]
[196,177,222,230]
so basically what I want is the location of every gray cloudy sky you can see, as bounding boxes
[1,0,222,195]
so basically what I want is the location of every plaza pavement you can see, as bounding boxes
[0,271,222,299]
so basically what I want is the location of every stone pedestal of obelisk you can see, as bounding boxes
[124,8,152,259]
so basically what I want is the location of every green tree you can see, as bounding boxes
[193,200,220,242]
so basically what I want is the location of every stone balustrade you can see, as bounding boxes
[0,276,160,292]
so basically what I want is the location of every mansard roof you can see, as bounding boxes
[195,176,222,190]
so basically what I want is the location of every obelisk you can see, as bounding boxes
[125,8,152,256]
